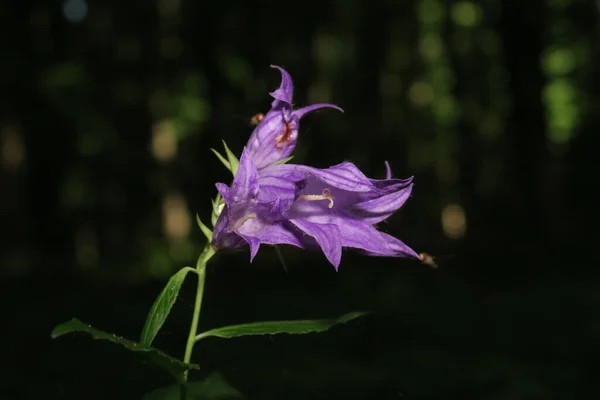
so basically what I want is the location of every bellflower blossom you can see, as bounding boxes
[246,65,343,169]
[211,66,418,269]
[212,148,418,270]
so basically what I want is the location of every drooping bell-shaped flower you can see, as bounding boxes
[212,148,418,270]
[245,65,343,170]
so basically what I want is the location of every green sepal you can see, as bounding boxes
[196,214,213,241]
[210,149,230,171]
[221,141,239,176]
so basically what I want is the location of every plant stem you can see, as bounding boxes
[180,244,216,397]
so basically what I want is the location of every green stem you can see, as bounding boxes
[180,244,216,396]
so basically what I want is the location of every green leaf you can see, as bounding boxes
[273,155,294,165]
[141,266,196,346]
[196,214,213,241]
[51,319,199,381]
[195,311,368,342]
[211,149,231,171]
[221,141,239,176]
[143,372,245,400]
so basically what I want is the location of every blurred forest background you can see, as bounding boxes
[1,0,599,399]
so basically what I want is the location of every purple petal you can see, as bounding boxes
[259,164,307,186]
[257,164,307,214]
[347,183,413,225]
[257,175,306,213]
[253,222,305,248]
[329,217,401,256]
[231,148,259,201]
[211,206,245,250]
[237,220,305,260]
[369,176,413,194]
[384,161,392,180]
[297,162,375,192]
[238,233,261,262]
[376,232,420,259]
[246,110,293,170]
[289,218,342,268]
[293,103,344,119]
[289,212,405,257]
[215,183,232,205]
[269,65,293,106]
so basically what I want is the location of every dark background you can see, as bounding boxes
[1,0,599,399]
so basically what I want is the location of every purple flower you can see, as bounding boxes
[212,148,418,270]
[246,65,343,170]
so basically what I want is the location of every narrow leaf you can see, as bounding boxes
[195,311,368,342]
[273,155,294,165]
[141,266,195,346]
[51,319,199,381]
[221,141,239,176]
[211,149,231,171]
[143,372,245,400]
[196,214,213,241]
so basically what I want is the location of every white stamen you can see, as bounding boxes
[298,188,334,208]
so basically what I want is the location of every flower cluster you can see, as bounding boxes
[211,65,418,269]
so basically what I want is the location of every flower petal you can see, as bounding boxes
[374,232,420,259]
[289,218,342,268]
[238,233,261,262]
[369,175,413,192]
[257,175,306,213]
[290,212,405,257]
[297,162,375,192]
[259,163,307,182]
[293,103,343,119]
[384,161,392,180]
[236,219,305,260]
[246,109,293,170]
[347,183,413,224]
[253,221,305,248]
[215,183,232,205]
[269,65,293,106]
[231,147,259,201]
[211,205,245,250]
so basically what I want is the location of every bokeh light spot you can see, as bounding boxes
[451,2,481,28]
[152,120,178,162]
[420,34,444,61]
[162,193,191,241]
[542,47,576,76]
[543,78,579,145]
[409,81,434,107]
[441,203,467,239]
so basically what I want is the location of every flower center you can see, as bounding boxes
[231,214,257,231]
[298,188,335,208]
[275,122,294,148]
